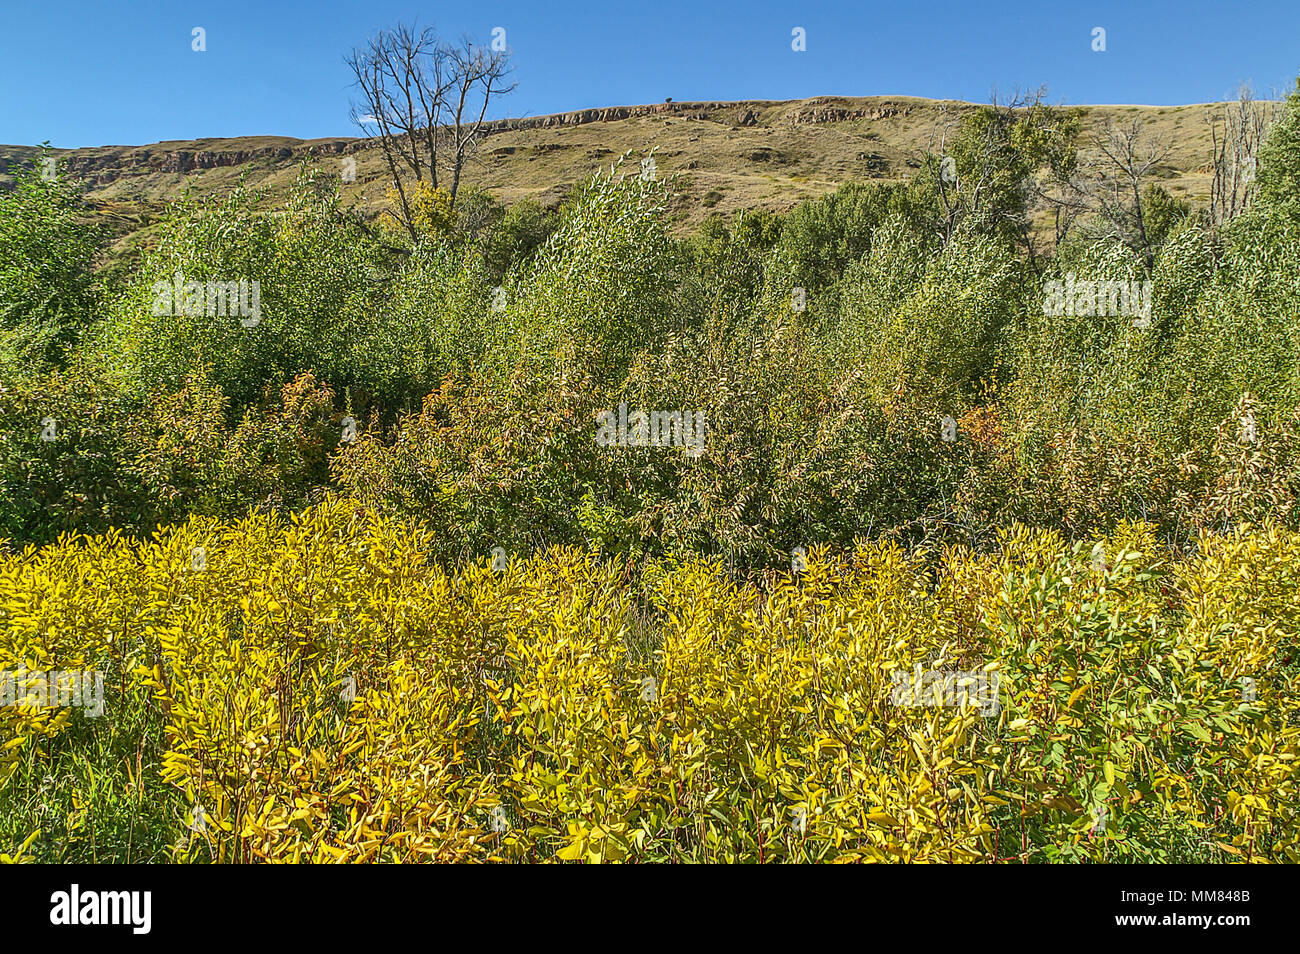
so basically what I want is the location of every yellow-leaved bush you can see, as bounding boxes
[1,500,1296,862]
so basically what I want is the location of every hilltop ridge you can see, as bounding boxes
[0,95,1223,255]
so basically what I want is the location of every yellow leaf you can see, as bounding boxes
[556,841,584,861]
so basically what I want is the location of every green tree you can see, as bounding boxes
[483,199,559,279]
[1254,75,1300,216]
[0,148,102,371]
[924,95,1081,255]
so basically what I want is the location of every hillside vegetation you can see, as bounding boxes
[2,95,1224,256]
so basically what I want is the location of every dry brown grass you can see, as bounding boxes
[0,95,1225,256]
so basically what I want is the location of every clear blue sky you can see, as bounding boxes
[3,0,1298,147]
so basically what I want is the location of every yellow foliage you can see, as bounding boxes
[1,501,1296,862]
[382,181,455,241]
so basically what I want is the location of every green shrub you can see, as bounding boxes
[0,152,102,371]
[0,362,336,545]
[114,171,457,419]
[482,199,558,279]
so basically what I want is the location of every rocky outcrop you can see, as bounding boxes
[477,101,727,133]
[57,140,359,186]
[9,98,917,189]
[783,102,912,124]
[473,98,912,134]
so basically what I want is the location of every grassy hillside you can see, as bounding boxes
[0,95,1223,256]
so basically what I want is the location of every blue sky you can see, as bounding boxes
[3,0,1297,147]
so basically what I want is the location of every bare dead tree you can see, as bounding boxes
[439,36,517,202]
[1062,118,1171,270]
[1032,167,1091,251]
[1209,84,1281,225]
[927,93,1037,249]
[927,105,965,248]
[347,24,448,244]
[346,23,514,244]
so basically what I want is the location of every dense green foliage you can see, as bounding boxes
[1255,76,1300,219]
[0,152,101,372]
[2,90,1300,565]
